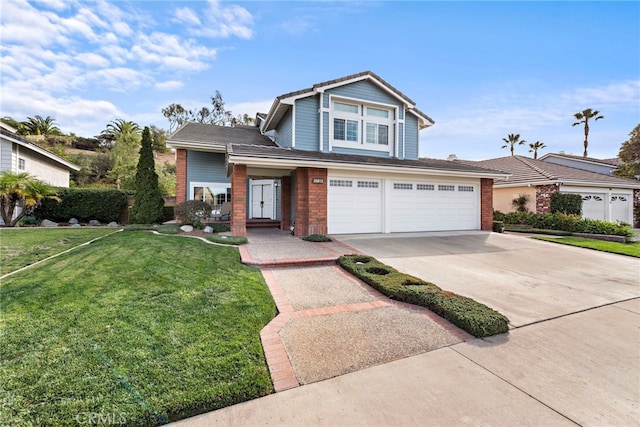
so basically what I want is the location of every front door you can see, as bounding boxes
[251,180,274,219]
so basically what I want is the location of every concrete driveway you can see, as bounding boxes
[337,231,640,327]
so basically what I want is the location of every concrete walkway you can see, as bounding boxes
[172,230,640,426]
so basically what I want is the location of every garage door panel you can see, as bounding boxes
[581,193,606,221]
[328,178,382,234]
[611,194,631,223]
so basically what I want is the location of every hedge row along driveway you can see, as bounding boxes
[0,231,276,426]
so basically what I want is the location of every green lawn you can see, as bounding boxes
[533,236,640,258]
[0,231,276,426]
[0,228,118,276]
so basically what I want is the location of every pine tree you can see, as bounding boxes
[130,127,164,224]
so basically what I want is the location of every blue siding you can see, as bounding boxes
[275,109,293,148]
[404,115,419,160]
[295,96,319,151]
[398,123,404,159]
[322,111,330,152]
[187,151,228,184]
[325,79,402,108]
[331,146,393,158]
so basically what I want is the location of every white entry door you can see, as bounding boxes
[251,180,274,219]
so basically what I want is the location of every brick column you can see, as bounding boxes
[176,149,187,205]
[230,164,247,237]
[293,168,327,236]
[480,178,493,231]
[535,184,559,214]
[280,176,291,232]
[633,189,640,228]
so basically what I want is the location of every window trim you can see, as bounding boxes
[189,181,231,212]
[18,158,26,170]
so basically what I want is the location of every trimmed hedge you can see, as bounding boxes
[34,188,127,223]
[302,234,332,242]
[338,255,510,338]
[494,211,634,239]
[550,193,582,215]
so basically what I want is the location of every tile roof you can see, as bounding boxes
[540,152,622,166]
[229,144,507,176]
[461,155,640,188]
[168,123,276,147]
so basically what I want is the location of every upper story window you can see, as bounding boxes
[18,158,25,170]
[330,98,394,152]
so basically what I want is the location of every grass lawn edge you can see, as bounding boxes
[532,236,640,258]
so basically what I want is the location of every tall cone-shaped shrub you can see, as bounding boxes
[130,126,164,224]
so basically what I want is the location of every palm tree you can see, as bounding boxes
[572,108,604,157]
[0,171,57,227]
[98,119,141,148]
[528,141,546,159]
[20,115,61,136]
[501,133,526,156]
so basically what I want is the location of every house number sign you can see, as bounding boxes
[312,178,324,184]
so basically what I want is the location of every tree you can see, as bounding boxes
[232,113,255,126]
[528,141,546,159]
[614,123,640,180]
[0,171,57,227]
[130,127,164,224]
[149,125,169,153]
[511,193,530,212]
[162,90,235,132]
[501,133,525,156]
[20,115,62,136]
[98,119,141,148]
[572,108,604,157]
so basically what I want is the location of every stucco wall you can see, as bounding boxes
[19,147,70,187]
[493,186,536,212]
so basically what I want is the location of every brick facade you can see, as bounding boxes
[292,167,327,236]
[634,189,640,228]
[230,164,247,237]
[535,184,559,214]
[175,149,187,205]
[480,178,493,231]
[280,176,292,232]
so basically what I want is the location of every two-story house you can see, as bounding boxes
[168,71,507,236]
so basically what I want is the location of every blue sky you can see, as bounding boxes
[1,0,638,160]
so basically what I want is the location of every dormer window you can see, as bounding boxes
[330,98,395,153]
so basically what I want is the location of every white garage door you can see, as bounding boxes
[328,178,382,234]
[581,194,606,220]
[611,194,631,223]
[389,182,479,232]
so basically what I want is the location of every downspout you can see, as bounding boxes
[318,92,323,152]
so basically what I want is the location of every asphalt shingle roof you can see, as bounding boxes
[462,155,640,188]
[169,123,276,147]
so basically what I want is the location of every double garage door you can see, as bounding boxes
[575,192,632,223]
[328,176,480,234]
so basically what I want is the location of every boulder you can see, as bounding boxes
[203,226,214,233]
[107,222,119,227]
[89,220,100,226]
[68,218,79,225]
[180,225,194,233]
[71,223,82,228]
[41,219,58,227]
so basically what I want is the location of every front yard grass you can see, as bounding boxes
[0,228,117,275]
[0,231,276,426]
[533,236,640,258]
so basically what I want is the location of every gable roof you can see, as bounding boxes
[227,144,508,179]
[539,152,622,167]
[461,155,640,189]
[262,71,435,132]
[0,128,80,171]
[167,123,277,151]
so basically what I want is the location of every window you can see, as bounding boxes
[330,179,352,187]
[366,123,389,145]
[417,184,435,191]
[394,183,413,190]
[357,181,379,188]
[458,186,474,192]
[18,158,25,170]
[191,183,231,212]
[333,119,359,142]
[438,185,455,191]
[330,98,393,149]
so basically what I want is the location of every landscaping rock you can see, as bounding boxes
[41,219,58,227]
[180,225,194,232]
[71,223,82,228]
[89,220,101,226]
[107,221,118,227]
[203,226,214,233]
[69,218,79,225]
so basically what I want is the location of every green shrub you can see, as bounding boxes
[500,211,632,238]
[205,235,248,245]
[208,223,230,233]
[493,210,506,222]
[162,205,175,223]
[302,234,332,242]
[338,255,510,338]
[493,221,504,233]
[18,215,39,226]
[34,188,127,222]
[174,200,212,225]
[550,193,582,215]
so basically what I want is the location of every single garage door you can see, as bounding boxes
[581,193,606,220]
[328,178,382,234]
[611,194,632,223]
[389,182,479,232]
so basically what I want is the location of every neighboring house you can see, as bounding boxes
[463,155,640,226]
[168,71,508,236]
[539,152,621,176]
[0,122,80,187]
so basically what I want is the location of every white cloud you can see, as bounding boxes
[75,52,110,68]
[189,0,254,39]
[280,16,314,35]
[156,80,184,91]
[174,7,201,26]
[226,100,274,117]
